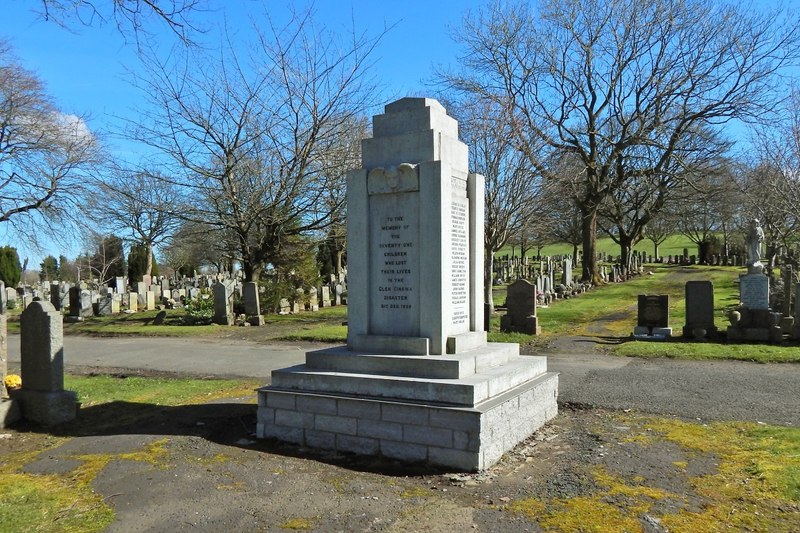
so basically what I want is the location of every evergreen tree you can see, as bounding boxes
[0,246,22,287]
[40,255,59,281]
[128,243,158,282]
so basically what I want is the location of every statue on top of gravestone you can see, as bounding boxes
[746,219,765,267]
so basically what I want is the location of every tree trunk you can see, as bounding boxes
[619,238,632,273]
[145,242,154,277]
[335,249,344,276]
[580,208,601,284]
[241,260,263,282]
[484,250,495,314]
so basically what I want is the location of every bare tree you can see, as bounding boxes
[643,210,678,259]
[452,98,539,310]
[598,128,729,269]
[749,88,800,261]
[737,161,800,268]
[78,230,125,287]
[677,167,742,262]
[162,219,230,276]
[92,169,181,279]
[0,41,100,247]
[35,0,203,45]
[125,12,380,282]
[443,0,800,282]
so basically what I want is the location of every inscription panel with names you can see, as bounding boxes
[740,274,769,310]
[368,192,420,336]
[450,177,469,333]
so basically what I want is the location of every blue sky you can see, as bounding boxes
[1,0,483,266]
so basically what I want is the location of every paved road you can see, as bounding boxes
[7,335,799,426]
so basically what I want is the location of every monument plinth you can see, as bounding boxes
[727,219,782,342]
[257,98,558,470]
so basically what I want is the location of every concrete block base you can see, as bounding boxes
[257,344,558,471]
[0,398,20,429]
[13,389,78,426]
[682,325,718,339]
[726,326,782,343]
[632,326,673,339]
[500,314,540,335]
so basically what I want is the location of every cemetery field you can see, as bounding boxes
[1,375,798,532]
[7,265,800,362]
[495,264,800,363]
[498,233,702,259]
[5,305,350,343]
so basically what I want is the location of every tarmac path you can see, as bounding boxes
[7,334,799,427]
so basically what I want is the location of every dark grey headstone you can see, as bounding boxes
[683,281,716,338]
[637,295,669,328]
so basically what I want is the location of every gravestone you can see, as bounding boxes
[792,283,800,340]
[150,284,162,301]
[500,279,541,334]
[292,288,304,314]
[128,292,138,312]
[726,222,782,342]
[334,283,342,306]
[243,282,264,326]
[633,295,672,338]
[561,257,572,286]
[212,281,234,326]
[15,301,77,425]
[68,287,93,319]
[683,281,716,339]
[257,97,557,471]
[308,287,319,312]
[153,310,167,325]
[0,281,19,428]
[5,288,16,308]
[95,296,120,316]
[320,286,331,307]
[740,273,769,311]
[49,283,62,311]
[145,291,156,311]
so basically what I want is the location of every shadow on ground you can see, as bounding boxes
[11,400,445,476]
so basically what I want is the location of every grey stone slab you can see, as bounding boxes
[304,343,520,379]
[20,301,65,392]
[270,357,548,406]
[13,389,77,426]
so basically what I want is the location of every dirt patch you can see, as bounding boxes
[5,401,795,532]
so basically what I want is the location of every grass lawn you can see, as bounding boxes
[497,233,707,260]
[0,374,259,533]
[491,264,800,363]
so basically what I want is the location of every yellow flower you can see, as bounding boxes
[3,374,21,390]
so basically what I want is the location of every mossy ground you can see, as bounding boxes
[507,413,800,532]
[2,379,798,532]
[0,375,258,532]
